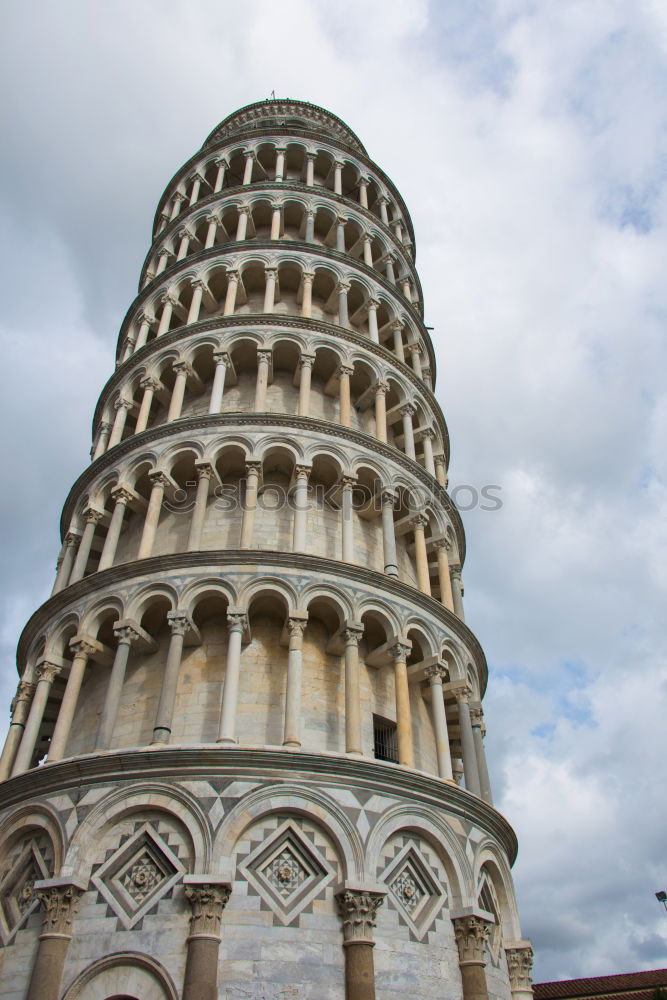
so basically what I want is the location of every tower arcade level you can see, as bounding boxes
[0,100,534,1000]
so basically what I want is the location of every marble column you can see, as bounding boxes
[155,248,171,276]
[157,293,177,336]
[134,311,155,351]
[235,206,250,241]
[455,687,481,796]
[92,420,112,460]
[108,397,132,449]
[359,177,369,208]
[254,350,271,410]
[135,376,160,434]
[11,662,61,775]
[138,471,169,559]
[152,612,190,744]
[242,151,254,185]
[182,879,232,1000]
[283,616,308,748]
[471,706,493,804]
[213,157,227,193]
[98,486,134,572]
[224,269,239,314]
[47,639,97,762]
[338,363,353,426]
[334,160,343,195]
[374,381,388,443]
[170,192,185,220]
[95,623,141,750]
[411,514,431,595]
[26,881,84,1000]
[335,889,385,1000]
[363,235,373,266]
[434,454,448,488]
[187,463,213,551]
[209,352,229,413]
[187,278,205,324]
[392,322,405,362]
[204,214,219,249]
[378,196,389,225]
[270,202,282,239]
[217,611,247,744]
[336,216,347,252]
[274,146,286,181]
[343,626,364,755]
[367,298,379,343]
[51,532,80,594]
[505,944,534,1000]
[385,257,396,284]
[305,209,315,242]
[263,267,277,313]
[422,429,436,475]
[390,641,414,767]
[291,465,310,552]
[0,680,35,780]
[451,564,465,620]
[380,490,398,578]
[435,541,455,612]
[338,281,350,327]
[452,915,492,1000]
[305,152,315,186]
[409,345,422,377]
[340,477,356,563]
[167,360,192,421]
[401,404,417,460]
[301,271,314,317]
[240,462,261,548]
[177,228,191,260]
[188,172,203,205]
[298,353,314,416]
[69,509,104,584]
[425,664,453,780]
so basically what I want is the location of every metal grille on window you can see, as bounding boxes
[373,715,398,763]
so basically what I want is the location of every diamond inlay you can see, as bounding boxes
[0,839,51,942]
[380,841,446,940]
[91,823,184,929]
[392,866,425,912]
[240,820,334,925]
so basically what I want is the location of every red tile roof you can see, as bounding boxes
[534,969,667,1000]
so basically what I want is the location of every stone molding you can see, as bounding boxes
[33,879,85,937]
[505,942,534,993]
[335,888,385,944]
[0,748,519,862]
[17,550,486,691]
[452,913,493,965]
[183,877,232,939]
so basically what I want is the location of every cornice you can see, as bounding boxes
[0,746,517,863]
[120,240,427,367]
[204,100,367,154]
[17,550,484,692]
[102,315,442,448]
[69,411,463,559]
[144,181,419,299]
[152,130,416,252]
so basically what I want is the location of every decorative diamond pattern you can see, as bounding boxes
[91,822,184,929]
[380,842,445,940]
[0,838,51,943]
[240,820,334,925]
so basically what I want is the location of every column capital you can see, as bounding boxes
[212,350,230,367]
[301,269,315,283]
[257,349,272,364]
[299,352,315,370]
[305,150,316,161]
[214,156,228,168]
[294,464,312,480]
[139,309,157,325]
[226,267,240,282]
[452,913,492,965]
[195,462,214,482]
[114,396,133,412]
[35,881,84,937]
[389,640,411,664]
[338,280,351,293]
[425,663,448,684]
[243,149,256,160]
[337,363,354,378]
[452,684,473,704]
[140,375,161,392]
[227,611,248,634]
[410,513,429,530]
[84,507,105,526]
[173,192,187,204]
[367,296,379,308]
[113,622,144,646]
[191,276,209,292]
[184,880,232,938]
[37,661,61,685]
[335,888,385,944]
[270,199,283,211]
[470,706,484,727]
[400,402,416,417]
[340,475,357,489]
[167,611,191,637]
[334,158,345,169]
[172,359,193,378]
[69,638,98,659]
[286,617,308,641]
[505,943,534,993]
[148,470,172,488]
[245,459,262,476]
[421,426,436,440]
[237,204,251,216]
[450,563,462,580]
[176,226,193,241]
[433,537,451,554]
[374,379,389,397]
[157,247,171,260]
[204,212,220,226]
[189,170,205,184]
[380,487,396,507]
[161,291,180,307]
[12,680,36,710]
[343,623,364,645]
[64,530,81,548]
[111,485,135,506]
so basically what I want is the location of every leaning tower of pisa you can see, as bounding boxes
[0,100,534,1000]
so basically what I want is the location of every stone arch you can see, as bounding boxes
[63,783,211,879]
[180,577,238,618]
[239,577,299,618]
[216,784,363,881]
[125,582,179,623]
[474,842,522,954]
[61,952,178,1000]
[0,804,63,943]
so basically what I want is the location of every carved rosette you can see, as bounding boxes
[452,914,492,965]
[36,884,82,937]
[335,889,384,944]
[184,882,232,938]
[506,945,534,994]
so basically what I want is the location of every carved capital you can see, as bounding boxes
[470,706,484,727]
[172,360,193,378]
[400,402,416,417]
[453,914,492,965]
[114,396,133,412]
[335,889,384,944]
[12,681,35,713]
[410,513,429,530]
[506,945,534,993]
[172,192,186,204]
[389,641,411,664]
[450,563,462,581]
[287,617,307,641]
[196,462,213,482]
[113,623,142,646]
[36,883,83,937]
[84,507,105,526]
[338,280,351,293]
[367,296,379,309]
[301,270,315,284]
[425,663,448,684]
[149,470,171,488]
[453,685,472,705]
[214,156,228,168]
[140,375,161,392]
[227,612,248,635]
[213,351,230,367]
[337,363,354,379]
[64,531,81,548]
[167,611,190,637]
[37,661,61,685]
[299,353,315,370]
[69,638,98,660]
[111,485,135,506]
[343,626,364,646]
[257,349,272,365]
[374,379,389,397]
[294,464,311,480]
[226,268,240,283]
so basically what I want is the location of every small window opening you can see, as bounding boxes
[373,715,398,763]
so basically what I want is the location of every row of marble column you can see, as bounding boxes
[0,614,487,806]
[148,199,417,304]
[24,876,533,1000]
[156,150,409,247]
[123,265,428,381]
[52,469,461,618]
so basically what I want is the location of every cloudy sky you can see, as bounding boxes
[1,0,666,982]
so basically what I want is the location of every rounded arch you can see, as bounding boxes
[474,841,522,943]
[125,582,179,623]
[61,952,178,1000]
[0,803,64,874]
[239,576,299,617]
[180,577,238,618]
[215,784,363,881]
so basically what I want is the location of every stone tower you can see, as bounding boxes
[0,100,534,1000]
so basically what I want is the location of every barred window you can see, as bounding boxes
[373,715,398,763]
